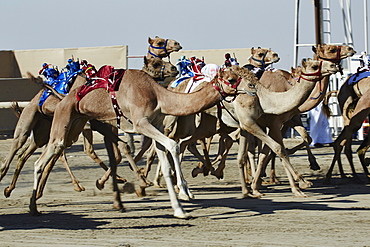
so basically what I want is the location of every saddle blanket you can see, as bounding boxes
[76,65,125,101]
[348,71,370,85]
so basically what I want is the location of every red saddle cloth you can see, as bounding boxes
[76,65,125,101]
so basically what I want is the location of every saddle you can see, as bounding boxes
[39,58,82,107]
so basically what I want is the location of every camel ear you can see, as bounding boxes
[144,56,148,65]
[148,37,153,44]
[301,58,307,68]
[312,46,317,53]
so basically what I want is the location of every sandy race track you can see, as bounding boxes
[0,133,369,247]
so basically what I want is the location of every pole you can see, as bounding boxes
[365,0,369,52]
[293,0,300,67]
[314,0,322,46]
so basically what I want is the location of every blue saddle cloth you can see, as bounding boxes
[347,71,370,85]
[39,59,81,107]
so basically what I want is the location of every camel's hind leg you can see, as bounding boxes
[4,137,38,198]
[0,106,42,181]
[58,152,85,192]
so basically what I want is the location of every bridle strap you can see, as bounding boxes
[148,39,169,58]
[251,51,268,68]
[299,61,323,82]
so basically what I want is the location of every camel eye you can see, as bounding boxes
[330,49,336,53]
[157,42,164,46]
[228,78,236,84]
[312,65,319,70]
[258,53,264,57]
[248,83,255,89]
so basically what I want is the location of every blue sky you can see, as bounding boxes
[0,0,368,70]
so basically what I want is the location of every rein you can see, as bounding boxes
[148,39,169,58]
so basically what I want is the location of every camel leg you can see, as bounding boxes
[58,151,85,192]
[4,137,38,198]
[82,127,127,185]
[135,118,189,218]
[104,136,125,212]
[356,135,370,182]
[236,130,253,198]
[243,122,309,198]
[211,134,234,180]
[0,106,42,181]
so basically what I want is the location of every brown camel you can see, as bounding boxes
[322,68,370,183]
[27,67,252,219]
[324,88,370,183]
[0,57,177,198]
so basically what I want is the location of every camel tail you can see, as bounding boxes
[10,101,23,118]
[27,72,65,100]
[321,90,337,118]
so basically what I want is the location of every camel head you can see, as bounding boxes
[312,44,356,63]
[147,36,182,58]
[300,58,338,81]
[249,47,280,68]
[226,65,258,96]
[142,57,178,80]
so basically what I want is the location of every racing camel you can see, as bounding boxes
[0,56,178,198]
[28,67,254,219]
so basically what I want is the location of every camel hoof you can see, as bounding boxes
[4,187,12,198]
[96,180,104,190]
[174,208,191,219]
[243,193,262,199]
[299,180,313,189]
[293,191,308,198]
[112,202,126,212]
[117,177,127,183]
[73,183,85,192]
[29,209,42,216]
[191,167,202,178]
[135,187,146,197]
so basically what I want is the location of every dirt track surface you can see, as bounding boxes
[0,133,369,247]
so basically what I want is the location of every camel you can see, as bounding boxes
[132,47,280,190]
[26,66,254,219]
[247,44,356,184]
[153,59,337,199]
[147,36,182,59]
[0,56,178,198]
[322,66,370,183]
[324,88,370,183]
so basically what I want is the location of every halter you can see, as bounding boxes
[298,61,323,82]
[251,50,268,68]
[147,39,169,58]
[298,61,324,100]
[212,75,243,102]
[317,45,343,75]
[142,62,166,81]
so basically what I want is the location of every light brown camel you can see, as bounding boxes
[154,59,337,199]
[147,36,182,59]
[244,44,356,185]
[27,68,252,219]
[0,57,177,198]
[133,47,280,190]
[211,59,339,197]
